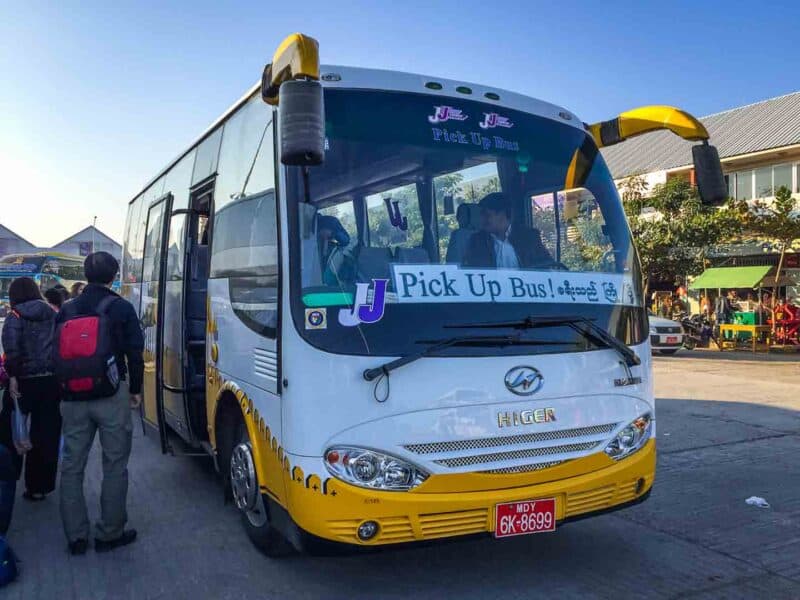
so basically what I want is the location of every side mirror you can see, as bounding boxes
[692,143,727,205]
[278,79,325,166]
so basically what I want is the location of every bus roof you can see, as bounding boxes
[129,65,584,205]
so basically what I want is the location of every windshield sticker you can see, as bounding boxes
[338,279,389,326]
[391,264,639,307]
[428,106,468,124]
[305,308,327,330]
[303,291,354,307]
[384,198,408,231]
[479,113,513,129]
[431,127,519,152]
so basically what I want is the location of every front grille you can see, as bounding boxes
[404,423,617,455]
[433,441,601,468]
[328,516,415,543]
[418,509,489,539]
[565,484,616,516]
[655,326,682,334]
[482,460,565,474]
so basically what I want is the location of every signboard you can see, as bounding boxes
[391,264,639,306]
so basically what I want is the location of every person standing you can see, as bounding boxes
[0,277,61,502]
[69,281,85,299]
[56,252,144,555]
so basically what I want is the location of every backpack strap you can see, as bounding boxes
[96,295,118,316]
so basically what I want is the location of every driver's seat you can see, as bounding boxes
[446,203,480,264]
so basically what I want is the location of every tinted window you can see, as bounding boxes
[164,150,195,212]
[192,127,223,185]
[210,190,277,278]
[123,195,145,283]
[215,97,274,211]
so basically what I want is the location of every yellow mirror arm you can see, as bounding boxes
[262,33,320,105]
[587,105,709,149]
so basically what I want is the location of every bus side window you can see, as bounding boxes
[210,100,278,338]
[210,190,278,338]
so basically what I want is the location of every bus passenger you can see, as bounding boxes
[0,277,61,504]
[69,282,85,299]
[463,192,552,269]
[44,288,64,311]
[57,252,144,555]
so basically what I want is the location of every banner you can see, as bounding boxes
[391,264,640,306]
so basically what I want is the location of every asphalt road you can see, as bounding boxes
[5,351,800,599]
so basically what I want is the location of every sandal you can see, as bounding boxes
[23,491,47,501]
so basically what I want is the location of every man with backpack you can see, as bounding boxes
[55,252,144,555]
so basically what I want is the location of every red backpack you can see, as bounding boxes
[54,296,121,400]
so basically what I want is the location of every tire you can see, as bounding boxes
[228,419,293,557]
[659,349,679,355]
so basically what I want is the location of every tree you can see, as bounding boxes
[744,185,800,299]
[620,175,746,296]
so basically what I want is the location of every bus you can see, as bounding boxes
[122,33,726,555]
[0,252,85,316]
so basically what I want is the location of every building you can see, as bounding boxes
[0,225,121,261]
[601,91,800,302]
[49,226,122,260]
[0,224,37,257]
[601,90,800,203]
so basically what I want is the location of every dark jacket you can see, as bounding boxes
[55,284,144,395]
[463,226,553,269]
[1,299,55,378]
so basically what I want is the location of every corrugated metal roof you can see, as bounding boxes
[601,91,800,179]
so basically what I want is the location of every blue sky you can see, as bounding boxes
[2,0,799,246]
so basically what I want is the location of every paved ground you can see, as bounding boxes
[5,351,800,599]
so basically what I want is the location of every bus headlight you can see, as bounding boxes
[324,447,428,491]
[604,414,652,460]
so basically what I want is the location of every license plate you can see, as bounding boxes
[666,336,678,343]
[495,498,556,538]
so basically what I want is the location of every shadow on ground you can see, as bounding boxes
[4,397,799,600]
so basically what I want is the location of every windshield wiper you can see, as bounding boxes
[445,315,640,368]
[362,334,575,382]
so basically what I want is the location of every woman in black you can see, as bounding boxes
[0,277,61,501]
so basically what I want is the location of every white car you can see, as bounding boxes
[648,312,684,355]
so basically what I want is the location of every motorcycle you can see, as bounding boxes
[674,313,713,350]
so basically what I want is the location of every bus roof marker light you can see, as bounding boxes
[455,86,472,95]
[484,92,500,101]
[424,81,443,90]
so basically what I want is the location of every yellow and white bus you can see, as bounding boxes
[122,34,726,554]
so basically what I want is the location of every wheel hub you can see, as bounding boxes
[230,443,258,512]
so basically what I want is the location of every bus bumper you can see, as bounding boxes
[284,439,656,547]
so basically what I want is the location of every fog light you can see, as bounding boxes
[635,478,646,494]
[357,520,379,541]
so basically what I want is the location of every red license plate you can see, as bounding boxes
[666,336,678,343]
[495,498,556,538]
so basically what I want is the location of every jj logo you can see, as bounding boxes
[338,279,389,327]
[479,112,513,129]
[428,105,468,124]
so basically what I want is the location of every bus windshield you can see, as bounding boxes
[286,89,646,357]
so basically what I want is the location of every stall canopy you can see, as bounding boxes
[689,266,772,290]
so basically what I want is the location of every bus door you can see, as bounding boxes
[140,192,173,453]
[159,180,213,449]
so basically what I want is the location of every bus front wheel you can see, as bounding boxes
[228,420,292,557]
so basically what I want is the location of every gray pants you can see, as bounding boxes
[60,382,132,542]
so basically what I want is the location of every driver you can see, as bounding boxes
[463,192,552,268]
